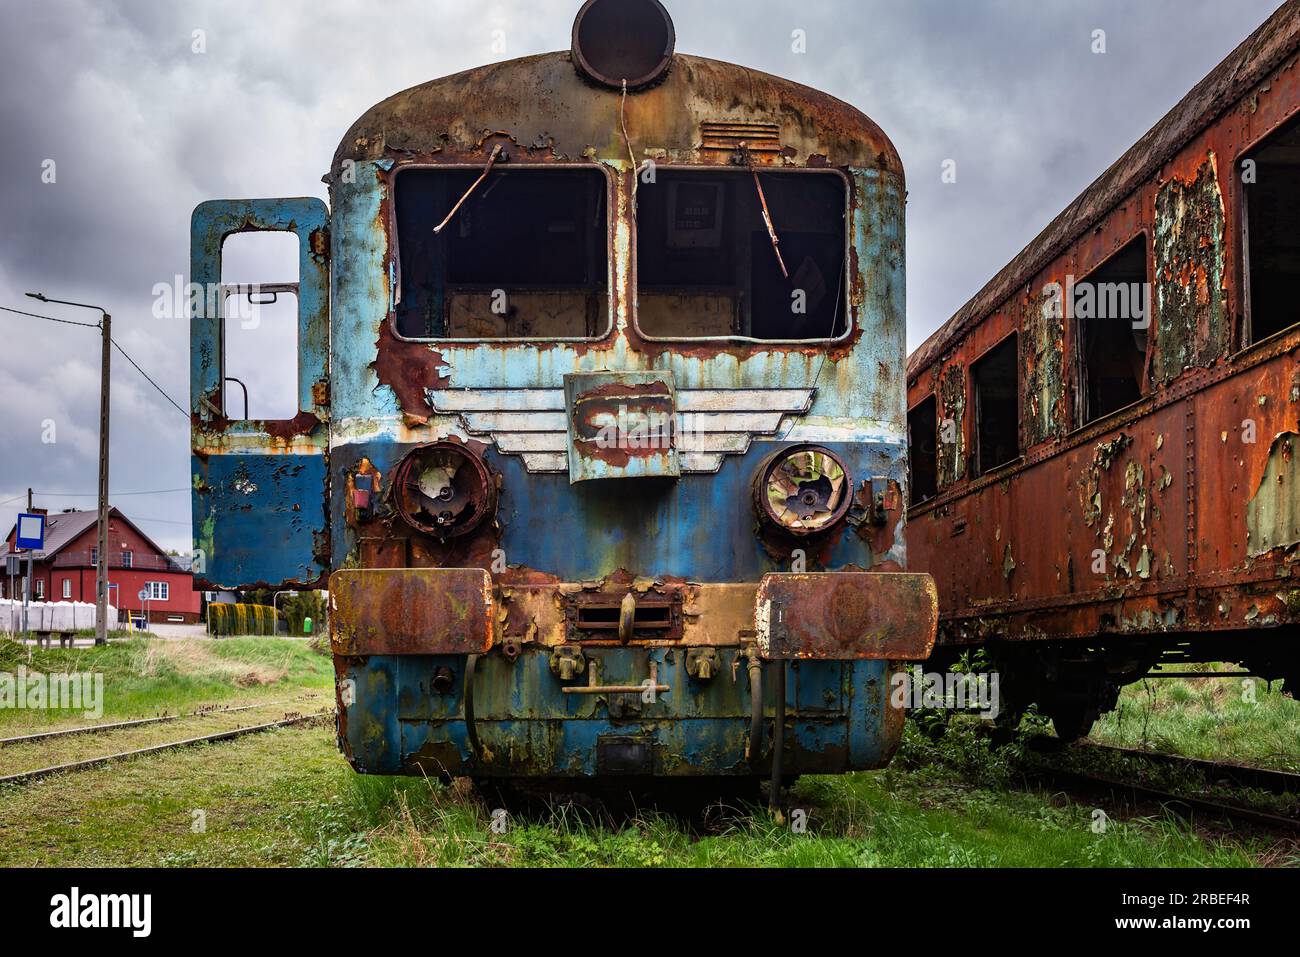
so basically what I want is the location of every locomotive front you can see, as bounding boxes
[190,0,936,789]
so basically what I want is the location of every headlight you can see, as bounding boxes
[392,442,497,539]
[753,445,852,535]
[571,0,675,91]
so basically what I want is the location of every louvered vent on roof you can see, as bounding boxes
[700,120,781,154]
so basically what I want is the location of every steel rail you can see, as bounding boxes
[1027,736,1300,796]
[0,695,324,746]
[1036,765,1300,833]
[0,711,333,787]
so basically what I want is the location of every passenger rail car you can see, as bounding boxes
[190,0,937,790]
[906,1,1300,740]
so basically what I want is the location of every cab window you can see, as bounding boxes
[636,170,848,340]
[393,167,609,339]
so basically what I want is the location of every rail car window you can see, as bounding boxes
[393,167,609,339]
[1075,237,1149,424]
[908,395,938,505]
[1244,115,1300,344]
[972,334,1019,475]
[220,230,300,420]
[636,170,848,340]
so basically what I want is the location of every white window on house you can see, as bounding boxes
[34,579,44,599]
[122,550,133,568]
[90,547,97,565]
[62,578,72,599]
[147,581,169,601]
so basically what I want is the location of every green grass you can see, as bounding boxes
[0,718,1276,867]
[360,770,1262,867]
[0,644,1287,867]
[1090,666,1300,771]
[0,636,334,731]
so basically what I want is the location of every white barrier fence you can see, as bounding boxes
[0,599,119,635]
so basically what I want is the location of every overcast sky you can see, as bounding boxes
[0,0,1284,552]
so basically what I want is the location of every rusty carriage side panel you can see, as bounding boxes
[906,1,1300,663]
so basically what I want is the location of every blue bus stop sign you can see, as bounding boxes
[15,513,45,551]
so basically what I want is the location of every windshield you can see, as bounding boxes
[635,169,848,340]
[393,167,610,339]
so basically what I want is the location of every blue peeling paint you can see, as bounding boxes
[189,197,331,589]
[329,440,905,579]
[340,650,894,777]
[193,453,327,588]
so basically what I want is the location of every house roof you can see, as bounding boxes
[0,507,175,564]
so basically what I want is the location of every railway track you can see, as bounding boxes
[0,709,335,787]
[1025,736,1300,833]
[0,694,325,746]
[1071,740,1300,796]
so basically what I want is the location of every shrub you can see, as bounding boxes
[207,602,277,636]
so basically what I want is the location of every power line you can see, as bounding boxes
[33,488,191,498]
[0,490,190,510]
[0,305,100,329]
[3,303,189,419]
[110,338,189,418]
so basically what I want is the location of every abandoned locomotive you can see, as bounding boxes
[190,0,936,790]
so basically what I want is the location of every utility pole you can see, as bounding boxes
[96,312,111,645]
[26,293,111,645]
[22,487,32,637]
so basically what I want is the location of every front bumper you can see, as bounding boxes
[329,568,937,779]
[330,568,937,661]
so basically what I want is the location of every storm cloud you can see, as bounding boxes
[0,0,1282,548]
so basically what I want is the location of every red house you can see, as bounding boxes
[0,507,201,623]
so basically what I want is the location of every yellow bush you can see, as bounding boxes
[207,602,277,636]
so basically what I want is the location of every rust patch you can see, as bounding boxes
[263,409,322,441]
[329,567,494,655]
[757,572,938,660]
[371,319,449,422]
[1153,155,1229,384]
[308,226,329,261]
[937,364,966,488]
[570,381,675,468]
[1020,287,1065,447]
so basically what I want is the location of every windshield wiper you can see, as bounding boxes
[433,144,503,235]
[752,170,789,279]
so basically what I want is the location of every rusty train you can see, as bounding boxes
[907,1,1300,740]
[190,0,937,792]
